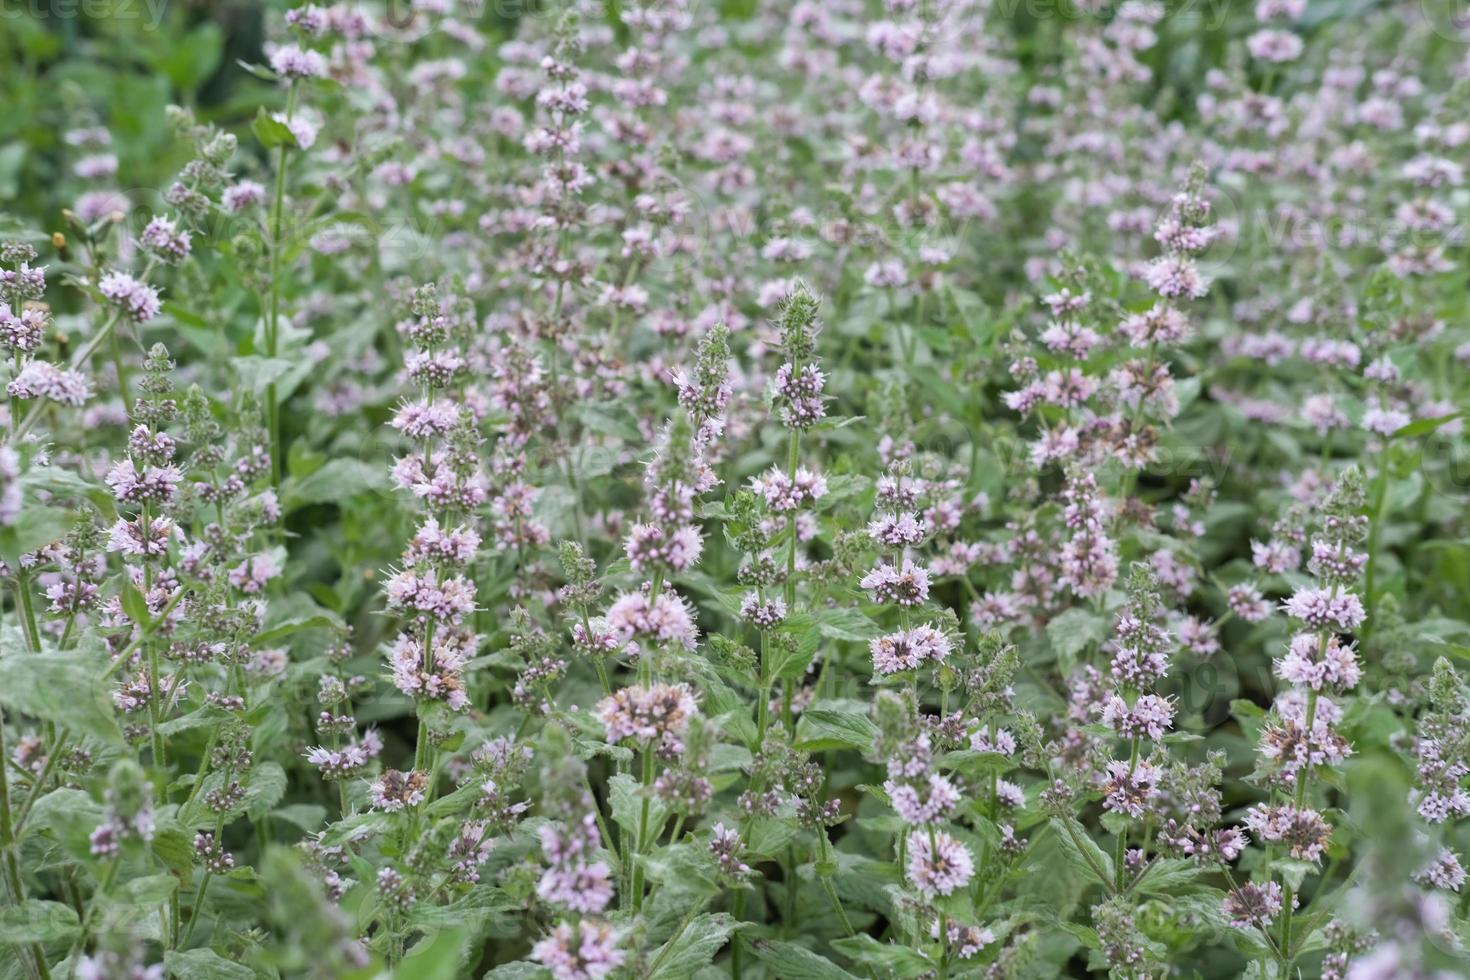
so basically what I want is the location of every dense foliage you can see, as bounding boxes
[2,1,1470,978]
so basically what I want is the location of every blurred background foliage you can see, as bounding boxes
[0,0,1422,241]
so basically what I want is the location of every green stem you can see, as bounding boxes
[110,328,133,424]
[631,745,654,912]
[181,867,214,949]
[731,890,746,980]
[14,572,41,654]
[12,726,68,835]
[99,587,187,681]
[782,425,802,732]
[1361,447,1390,644]
[0,707,49,980]
[265,81,300,489]
[817,831,855,938]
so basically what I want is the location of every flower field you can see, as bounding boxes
[2,1,1470,977]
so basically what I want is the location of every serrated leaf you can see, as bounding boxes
[641,842,720,901]
[480,964,551,979]
[794,706,876,752]
[1393,412,1461,439]
[245,762,288,819]
[252,107,296,149]
[1046,609,1108,666]
[27,788,104,859]
[647,913,741,980]
[165,948,258,980]
[399,925,472,980]
[0,504,73,567]
[233,354,297,395]
[1049,817,1115,890]
[113,873,177,906]
[120,580,151,627]
[151,825,197,876]
[0,652,123,746]
[749,940,859,980]
[608,773,670,850]
[0,900,80,943]
[271,803,327,834]
[744,816,799,859]
[410,886,517,930]
[282,458,390,513]
[1131,858,1204,896]
[830,934,932,978]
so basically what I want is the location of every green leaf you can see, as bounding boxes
[282,458,390,512]
[252,107,297,149]
[114,873,177,906]
[1393,412,1462,439]
[640,842,720,901]
[121,580,151,627]
[245,762,289,819]
[165,949,258,980]
[1046,609,1108,666]
[0,900,80,943]
[811,606,878,642]
[0,504,73,568]
[830,934,933,978]
[0,142,26,200]
[159,705,229,737]
[1132,858,1204,896]
[410,886,517,931]
[749,940,859,980]
[255,593,345,643]
[233,354,297,394]
[1049,818,1115,890]
[939,749,1013,776]
[480,964,551,979]
[744,816,800,859]
[151,825,197,876]
[399,925,472,980]
[0,652,123,746]
[154,23,224,92]
[647,912,741,980]
[26,788,104,859]
[271,804,327,834]
[794,705,877,752]
[608,773,670,848]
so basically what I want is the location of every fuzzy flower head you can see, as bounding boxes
[1223,880,1289,928]
[139,216,191,264]
[1102,759,1160,819]
[1282,587,1365,633]
[623,522,704,573]
[531,921,624,980]
[1245,804,1332,862]
[886,772,961,825]
[270,43,328,78]
[1142,255,1210,299]
[10,361,92,406]
[869,624,951,675]
[1276,633,1361,691]
[595,683,699,752]
[860,558,931,606]
[369,769,427,812]
[906,829,974,897]
[750,465,827,512]
[605,589,699,651]
[99,270,161,323]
